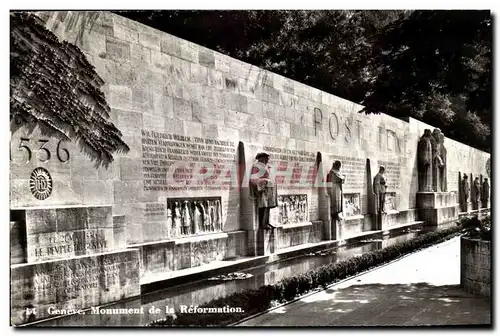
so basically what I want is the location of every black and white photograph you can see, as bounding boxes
[6,2,493,329]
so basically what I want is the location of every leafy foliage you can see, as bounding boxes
[10,12,129,167]
[459,214,491,241]
[149,225,462,327]
[115,10,491,152]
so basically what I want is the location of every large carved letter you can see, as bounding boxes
[314,107,322,136]
[328,113,339,140]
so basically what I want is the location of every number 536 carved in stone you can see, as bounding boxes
[10,138,70,164]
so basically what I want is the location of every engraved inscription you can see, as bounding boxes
[329,156,365,190]
[141,130,236,191]
[262,146,316,190]
[377,160,401,190]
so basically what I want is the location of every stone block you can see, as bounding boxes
[173,97,193,121]
[190,63,208,85]
[160,34,182,58]
[113,22,139,43]
[179,40,199,63]
[138,29,161,51]
[83,180,114,205]
[418,205,459,226]
[22,206,115,263]
[199,48,215,68]
[416,192,457,208]
[105,36,130,61]
[214,52,231,73]
[10,221,26,265]
[10,248,140,325]
[130,43,151,63]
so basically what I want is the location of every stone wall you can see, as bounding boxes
[460,236,491,297]
[10,11,490,255]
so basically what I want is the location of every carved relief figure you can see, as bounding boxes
[214,199,222,231]
[209,201,216,231]
[182,200,192,235]
[203,200,212,232]
[327,160,345,219]
[471,177,480,210]
[418,129,433,192]
[193,202,203,234]
[173,202,183,237]
[481,178,490,208]
[373,166,387,214]
[438,131,447,191]
[459,175,470,212]
[249,152,278,230]
[166,206,173,238]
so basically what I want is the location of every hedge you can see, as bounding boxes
[150,225,462,327]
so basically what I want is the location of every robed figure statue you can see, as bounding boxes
[373,166,387,214]
[481,178,490,208]
[459,174,470,212]
[418,129,434,192]
[249,152,278,230]
[327,160,345,220]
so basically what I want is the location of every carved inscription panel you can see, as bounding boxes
[328,156,365,190]
[263,146,317,190]
[377,160,401,190]
[142,130,236,191]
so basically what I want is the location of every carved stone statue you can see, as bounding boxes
[481,178,490,208]
[431,128,446,192]
[327,160,345,219]
[373,166,387,214]
[459,175,470,212]
[471,177,480,210]
[418,129,433,192]
[249,152,278,230]
[173,202,183,237]
[438,131,447,191]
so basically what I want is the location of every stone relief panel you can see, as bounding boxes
[344,193,361,217]
[278,194,308,225]
[167,197,223,237]
[384,192,398,212]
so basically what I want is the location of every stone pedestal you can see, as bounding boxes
[9,206,140,326]
[416,192,459,226]
[248,229,277,256]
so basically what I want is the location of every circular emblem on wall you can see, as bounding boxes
[486,158,491,178]
[29,167,53,200]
